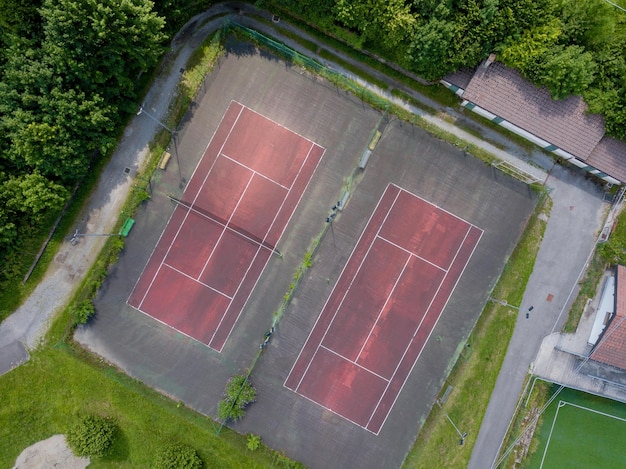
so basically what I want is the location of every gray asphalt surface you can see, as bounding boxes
[0,3,612,469]
[469,166,607,469]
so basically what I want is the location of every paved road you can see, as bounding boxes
[0,5,611,469]
[468,166,607,469]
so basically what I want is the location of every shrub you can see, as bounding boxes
[154,442,203,469]
[217,374,257,422]
[72,299,95,326]
[246,433,261,451]
[66,414,116,457]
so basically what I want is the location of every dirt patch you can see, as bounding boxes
[12,435,89,469]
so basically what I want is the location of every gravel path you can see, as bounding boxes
[12,435,89,469]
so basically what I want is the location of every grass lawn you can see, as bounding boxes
[0,344,282,468]
[402,193,550,468]
[527,386,626,469]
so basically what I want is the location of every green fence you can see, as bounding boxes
[225,21,390,111]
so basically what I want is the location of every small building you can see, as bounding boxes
[590,265,626,371]
[442,57,626,185]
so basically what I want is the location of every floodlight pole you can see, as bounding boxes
[137,104,175,134]
[70,229,121,245]
[437,400,467,445]
[443,413,468,445]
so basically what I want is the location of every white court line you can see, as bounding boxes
[389,182,483,230]
[292,188,403,392]
[540,400,626,469]
[540,401,565,469]
[371,224,483,432]
[197,170,255,281]
[162,262,233,300]
[284,185,399,390]
[356,253,412,363]
[210,139,325,351]
[320,344,390,383]
[135,104,245,309]
[239,101,320,146]
[376,234,447,272]
[563,400,626,422]
[220,152,290,190]
[127,101,242,308]
[288,348,379,434]
[183,202,275,253]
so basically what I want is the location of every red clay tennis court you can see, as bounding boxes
[285,184,482,434]
[129,101,324,351]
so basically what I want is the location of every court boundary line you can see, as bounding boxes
[210,140,326,352]
[162,262,233,300]
[197,168,256,281]
[240,101,320,147]
[135,104,245,310]
[367,223,479,431]
[292,188,403,392]
[221,152,291,190]
[182,202,277,254]
[374,225,483,432]
[377,235,447,273]
[540,399,626,469]
[127,101,242,308]
[355,254,412,364]
[284,186,395,391]
[319,344,391,383]
[285,183,484,434]
[389,182,482,231]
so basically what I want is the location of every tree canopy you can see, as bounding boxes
[0,0,165,280]
[271,0,626,140]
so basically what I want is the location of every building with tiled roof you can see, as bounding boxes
[590,265,626,371]
[442,57,626,185]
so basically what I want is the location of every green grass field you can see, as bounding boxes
[528,387,626,468]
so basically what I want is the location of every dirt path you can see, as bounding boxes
[12,435,89,469]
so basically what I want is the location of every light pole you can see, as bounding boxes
[137,104,176,134]
[137,104,184,185]
[437,400,468,445]
[443,413,468,445]
[70,228,122,245]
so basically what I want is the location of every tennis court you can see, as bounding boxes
[529,388,626,468]
[285,184,482,434]
[128,101,324,351]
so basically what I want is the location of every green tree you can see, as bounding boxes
[2,172,68,222]
[537,45,596,99]
[406,16,455,79]
[334,0,416,51]
[217,374,257,422]
[499,19,562,75]
[39,0,166,103]
[0,0,43,37]
[559,0,615,50]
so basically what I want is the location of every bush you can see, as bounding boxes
[154,442,203,469]
[246,433,261,451]
[72,299,95,326]
[66,414,116,457]
[217,374,257,422]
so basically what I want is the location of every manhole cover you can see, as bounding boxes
[546,293,554,302]
[123,167,131,175]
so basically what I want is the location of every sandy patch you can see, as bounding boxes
[13,435,89,469]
